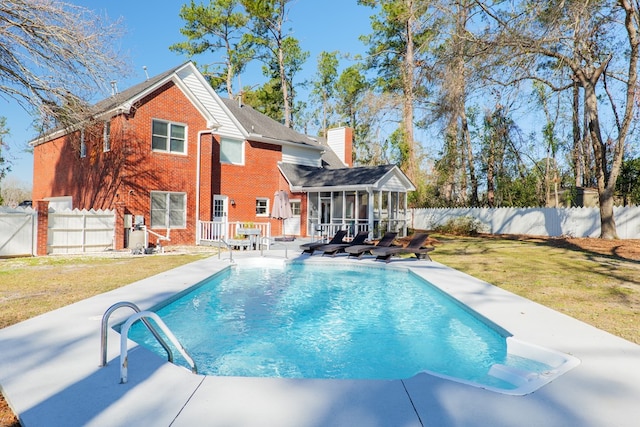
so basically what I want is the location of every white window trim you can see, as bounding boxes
[80,129,86,158]
[150,191,187,229]
[290,199,301,216]
[256,197,269,217]
[103,121,111,152]
[151,118,188,155]
[220,137,245,165]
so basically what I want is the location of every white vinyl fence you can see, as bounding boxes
[1,207,117,256]
[0,207,36,256]
[411,206,640,239]
[48,209,115,254]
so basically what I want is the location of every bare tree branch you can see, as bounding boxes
[0,0,130,130]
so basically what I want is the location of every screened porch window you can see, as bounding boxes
[307,190,408,238]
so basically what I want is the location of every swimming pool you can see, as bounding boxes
[125,259,579,395]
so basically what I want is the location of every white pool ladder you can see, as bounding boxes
[99,301,198,383]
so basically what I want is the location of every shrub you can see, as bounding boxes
[433,216,484,236]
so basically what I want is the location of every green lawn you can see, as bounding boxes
[430,235,640,344]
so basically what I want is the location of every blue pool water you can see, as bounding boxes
[127,263,551,389]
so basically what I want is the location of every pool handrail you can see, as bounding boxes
[260,237,288,259]
[217,239,234,263]
[119,310,198,383]
[100,301,173,368]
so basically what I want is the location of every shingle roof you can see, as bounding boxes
[90,63,189,115]
[279,163,398,188]
[31,63,192,145]
[220,98,316,147]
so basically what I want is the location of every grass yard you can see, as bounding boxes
[429,235,640,345]
[1,236,640,426]
[0,251,212,427]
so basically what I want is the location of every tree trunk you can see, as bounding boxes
[402,0,417,183]
[544,146,552,206]
[442,129,456,204]
[598,187,617,239]
[571,82,582,187]
[278,45,291,128]
[461,109,479,206]
[486,135,496,207]
[584,81,617,238]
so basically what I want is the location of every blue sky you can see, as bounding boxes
[2,1,373,188]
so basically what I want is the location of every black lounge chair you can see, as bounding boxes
[300,229,348,255]
[314,231,370,257]
[370,232,434,263]
[345,231,398,259]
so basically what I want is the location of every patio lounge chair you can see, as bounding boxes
[370,232,434,263]
[300,229,348,255]
[344,231,398,259]
[314,231,371,257]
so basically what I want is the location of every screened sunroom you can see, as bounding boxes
[278,163,416,239]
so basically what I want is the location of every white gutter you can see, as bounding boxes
[247,133,325,152]
[30,102,136,147]
[195,129,213,245]
[291,184,380,192]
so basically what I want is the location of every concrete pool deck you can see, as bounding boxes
[1,248,639,426]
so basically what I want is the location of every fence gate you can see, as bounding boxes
[48,209,115,254]
[0,208,36,256]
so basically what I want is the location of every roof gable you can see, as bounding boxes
[31,62,220,145]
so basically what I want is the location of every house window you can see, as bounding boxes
[220,137,244,165]
[150,191,186,228]
[213,198,225,220]
[152,119,186,154]
[80,129,86,158]
[290,200,301,215]
[256,198,269,216]
[103,121,111,152]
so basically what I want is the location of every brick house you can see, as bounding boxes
[31,62,415,249]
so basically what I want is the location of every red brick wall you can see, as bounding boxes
[35,200,49,256]
[32,81,311,247]
[218,138,288,234]
[33,82,211,247]
[344,127,353,167]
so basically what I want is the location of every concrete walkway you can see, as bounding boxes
[1,248,639,426]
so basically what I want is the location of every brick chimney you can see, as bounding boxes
[327,127,353,167]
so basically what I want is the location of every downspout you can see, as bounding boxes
[196,130,213,245]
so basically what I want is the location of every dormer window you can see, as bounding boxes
[152,119,186,154]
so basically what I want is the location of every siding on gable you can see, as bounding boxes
[177,68,219,128]
[177,67,245,140]
[378,173,407,192]
[212,100,245,140]
[282,145,321,167]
